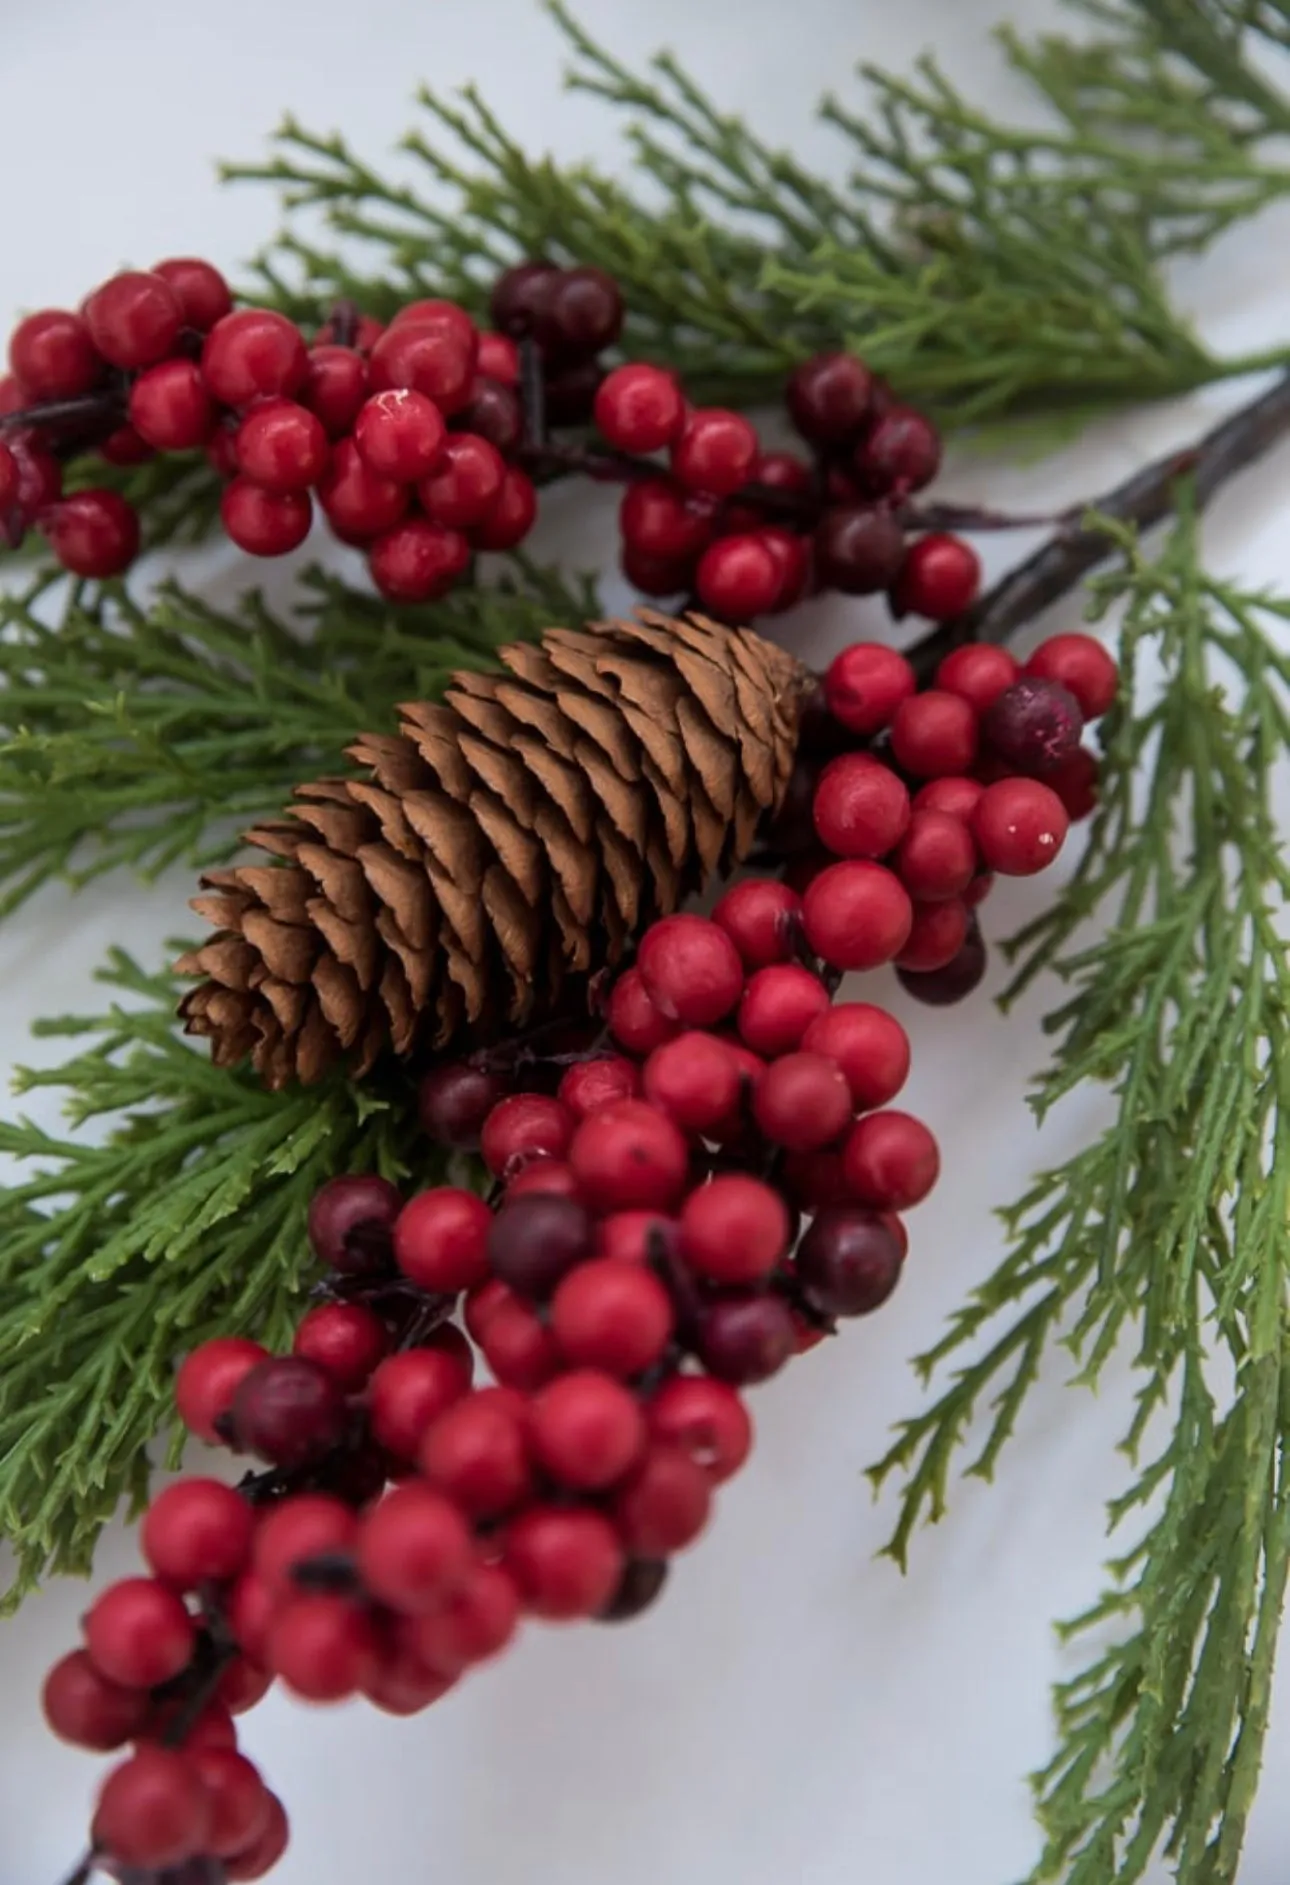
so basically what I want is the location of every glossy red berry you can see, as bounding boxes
[971,777,1069,874]
[369,321,475,415]
[812,752,911,859]
[824,642,917,736]
[595,363,685,451]
[192,1749,272,1859]
[1025,632,1119,718]
[481,1092,576,1176]
[317,436,408,540]
[129,358,215,449]
[230,1356,348,1469]
[202,309,309,406]
[354,388,446,481]
[92,1747,212,1869]
[141,1478,254,1589]
[252,1494,358,1597]
[9,308,101,397]
[785,350,873,445]
[418,431,505,526]
[854,405,942,496]
[608,966,680,1054]
[619,478,714,563]
[477,331,521,383]
[569,1100,690,1213]
[42,491,140,577]
[224,1793,290,1880]
[530,1369,647,1490]
[471,465,537,549]
[681,1174,790,1284]
[736,963,831,1058]
[84,271,183,369]
[389,299,477,347]
[638,914,744,1027]
[934,643,1019,715]
[292,1301,388,1392]
[557,1054,640,1120]
[801,861,913,972]
[220,479,312,556]
[897,898,970,972]
[505,1159,582,1202]
[175,1338,268,1443]
[894,533,981,620]
[421,1389,532,1517]
[153,257,233,330]
[234,399,329,491]
[357,1483,474,1615]
[800,1002,910,1109]
[647,1375,752,1483]
[393,1186,492,1294]
[671,408,758,497]
[268,1594,380,1702]
[84,1579,196,1689]
[753,1051,852,1152]
[815,505,906,595]
[842,1110,940,1209]
[695,1295,797,1385]
[42,1651,151,1751]
[713,878,801,970]
[613,1444,712,1556]
[551,1259,674,1377]
[300,343,368,436]
[695,532,781,618]
[307,1172,400,1276]
[894,808,976,901]
[890,689,979,777]
[369,516,470,600]
[795,1207,905,1316]
[504,1506,625,1620]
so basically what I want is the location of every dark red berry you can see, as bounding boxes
[608,967,680,1055]
[597,1557,670,1622]
[84,271,183,369]
[42,1651,151,1752]
[695,532,781,618]
[737,963,831,1058]
[152,257,233,331]
[175,1338,268,1444]
[893,533,981,620]
[42,491,139,577]
[129,358,214,449]
[456,375,523,453]
[487,1192,594,1299]
[897,923,987,1004]
[984,676,1084,777]
[638,914,744,1026]
[0,442,17,511]
[141,1478,254,1589]
[842,1110,940,1210]
[695,1294,796,1385]
[192,1749,272,1859]
[230,1356,348,1469]
[235,398,329,492]
[896,897,970,972]
[613,1444,712,1555]
[1049,746,1100,820]
[9,309,101,397]
[753,1051,852,1152]
[785,350,873,445]
[92,1747,211,1869]
[418,431,505,527]
[853,405,941,496]
[670,408,759,497]
[84,1579,196,1689]
[308,1172,401,1275]
[551,1259,675,1377]
[1025,633,1119,718]
[317,436,408,541]
[369,321,475,415]
[758,525,811,611]
[393,1186,492,1293]
[8,435,62,514]
[971,777,1069,875]
[894,808,976,901]
[801,861,913,971]
[224,1793,289,1880]
[646,1375,752,1483]
[293,1301,388,1391]
[369,517,470,600]
[221,479,312,556]
[504,1506,624,1620]
[418,1062,509,1149]
[471,466,537,549]
[202,309,309,406]
[814,505,907,594]
[889,689,979,777]
[536,266,623,363]
[935,642,1019,715]
[301,342,369,438]
[539,355,602,423]
[100,426,155,469]
[595,362,685,451]
[490,261,560,337]
[619,477,714,563]
[795,1207,904,1316]
[569,1100,690,1213]
[621,544,692,595]
[824,642,917,736]
[481,1092,575,1176]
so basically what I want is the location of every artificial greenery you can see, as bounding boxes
[1,4,1290,1883]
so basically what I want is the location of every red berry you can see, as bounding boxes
[854,405,941,496]
[894,533,981,620]
[234,398,329,491]
[913,775,985,822]
[619,478,715,562]
[412,1563,520,1675]
[471,465,537,549]
[216,1656,273,1715]
[842,1110,940,1209]
[680,1174,790,1285]
[300,343,368,436]
[893,808,976,901]
[230,1356,348,1469]
[192,1749,272,1859]
[42,490,140,577]
[9,309,101,397]
[317,435,409,539]
[142,1478,254,1589]
[84,1579,196,1689]
[458,375,523,452]
[253,1494,358,1597]
[175,1337,268,1444]
[782,1146,860,1211]
[505,1160,582,1201]
[593,1211,682,1266]
[557,1054,640,1119]
[595,363,685,451]
[368,1344,472,1459]
[307,1172,401,1275]
[621,547,693,598]
[224,1793,290,1880]
[613,1444,712,1555]
[814,505,906,594]
[84,271,183,369]
[504,1506,624,1620]
[477,331,520,383]
[713,878,801,969]
[479,1292,563,1390]
[935,642,1019,715]
[268,1594,380,1701]
[801,860,913,972]
[0,442,17,510]
[8,435,62,514]
[800,1001,910,1109]
[354,387,447,481]
[389,299,477,346]
[642,1032,740,1135]
[292,1301,388,1391]
[42,1650,151,1751]
[202,309,308,406]
[137,1698,236,1751]
[608,966,680,1054]
[890,689,979,777]
[897,898,970,972]
[795,1207,905,1316]
[737,962,830,1058]
[393,1185,492,1293]
[481,1092,576,1175]
[785,350,873,445]
[369,321,476,414]
[695,532,781,618]
[357,1482,473,1614]
[824,642,917,736]
[1025,632,1119,719]
[753,1050,852,1152]
[695,1295,797,1385]
[421,1388,532,1517]
[671,408,759,497]
[569,1099,690,1213]
[220,479,312,556]
[812,752,911,859]
[638,914,744,1026]
[1049,746,1100,820]
[488,1192,593,1299]
[551,1260,674,1377]
[971,777,1069,874]
[369,516,470,600]
[418,431,505,527]
[92,1748,211,1869]
[152,258,232,330]
[100,424,154,466]
[647,1376,752,1483]
[530,1369,646,1490]
[758,525,811,611]
[129,358,215,449]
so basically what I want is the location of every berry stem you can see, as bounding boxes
[907,367,1290,680]
[518,336,547,451]
[324,300,362,350]
[0,389,126,439]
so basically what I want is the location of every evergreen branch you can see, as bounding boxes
[871,505,1290,1883]
[0,950,433,1607]
[0,558,598,919]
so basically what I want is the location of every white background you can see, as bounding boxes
[0,3,1288,1883]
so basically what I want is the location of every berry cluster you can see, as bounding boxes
[1,259,980,627]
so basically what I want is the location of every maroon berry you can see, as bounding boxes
[129,358,215,449]
[489,261,560,337]
[681,1174,790,1284]
[737,963,831,1058]
[252,1494,358,1596]
[102,423,156,466]
[619,477,715,563]
[569,1100,690,1213]
[551,1259,674,1377]
[894,808,976,901]
[471,466,537,549]
[504,1506,624,1619]
[898,923,988,1004]
[42,1651,151,1751]
[854,405,942,496]
[800,1002,910,1109]
[192,1748,272,1859]
[1025,633,1119,719]
[647,1375,752,1483]
[896,898,970,973]
[357,1482,474,1615]
[220,479,312,556]
[695,1294,796,1385]
[369,517,470,600]
[539,354,603,423]
[758,526,811,611]
[8,435,62,515]
[152,257,232,331]
[753,1051,852,1153]
[814,505,906,595]
[972,777,1069,875]
[42,491,139,577]
[417,1062,509,1149]
[481,1092,576,1175]
[613,1444,712,1555]
[936,643,1019,715]
[598,1557,670,1622]
[842,1110,940,1210]
[456,375,523,452]
[638,914,745,1027]
[487,1192,594,1299]
[84,1578,196,1689]
[595,362,685,451]
[643,1031,741,1136]
[785,350,873,445]
[202,309,309,406]
[796,1207,904,1316]
[695,532,781,618]
[84,271,183,369]
[608,966,680,1055]
[355,387,446,481]
[175,1337,268,1443]
[536,265,623,362]
[557,1054,640,1120]
[307,1172,401,1275]
[234,398,329,491]
[141,1478,254,1589]
[9,309,101,398]
[418,431,505,527]
[893,533,981,620]
[224,1793,289,1880]
[292,1301,389,1391]
[394,1186,492,1293]
[367,1342,472,1460]
[671,408,759,497]
[1050,746,1101,820]
[230,1356,348,1468]
[801,861,913,972]
[0,442,17,511]
[300,343,368,436]
[317,436,408,540]
[92,1747,212,1869]
[889,690,979,778]
[530,1369,647,1490]
[824,642,917,736]
[984,676,1084,777]
[369,321,475,415]
[813,752,911,859]
[421,1388,532,1518]
[268,1594,380,1702]
[713,878,801,970]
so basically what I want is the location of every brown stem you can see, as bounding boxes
[908,368,1290,681]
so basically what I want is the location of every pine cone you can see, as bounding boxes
[177,611,812,1089]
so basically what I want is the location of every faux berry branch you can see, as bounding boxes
[2,7,1290,1885]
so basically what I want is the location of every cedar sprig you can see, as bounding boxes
[870,502,1290,1884]
[0,556,598,919]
